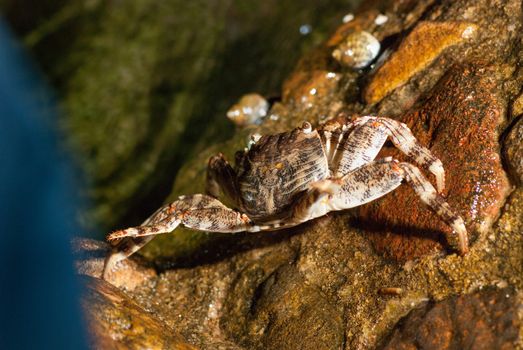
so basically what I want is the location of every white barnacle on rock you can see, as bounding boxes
[461,25,477,39]
[332,31,381,69]
[227,93,269,127]
[342,13,354,23]
[374,14,388,25]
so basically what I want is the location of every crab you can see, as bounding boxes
[103,116,469,278]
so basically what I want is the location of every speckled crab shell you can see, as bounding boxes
[235,123,328,220]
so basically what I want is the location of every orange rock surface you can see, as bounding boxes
[364,21,477,104]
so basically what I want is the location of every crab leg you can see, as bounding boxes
[334,117,446,193]
[259,159,468,255]
[102,236,155,279]
[102,204,171,278]
[206,153,240,202]
[103,194,252,278]
[338,159,467,254]
[394,162,468,254]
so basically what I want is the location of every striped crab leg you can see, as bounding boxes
[324,116,446,193]
[255,159,468,255]
[103,194,252,279]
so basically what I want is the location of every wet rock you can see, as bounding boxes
[370,0,521,117]
[81,276,196,350]
[380,287,522,350]
[504,117,523,184]
[364,21,477,104]
[513,93,523,117]
[326,7,419,47]
[121,187,523,349]
[359,64,511,260]
[328,10,385,46]
[280,70,345,125]
[130,234,299,349]
[225,264,345,350]
[249,266,344,350]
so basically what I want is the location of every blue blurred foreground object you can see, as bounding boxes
[0,20,88,349]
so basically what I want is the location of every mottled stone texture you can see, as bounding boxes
[363,21,477,104]
[81,276,197,350]
[224,264,345,350]
[72,0,523,348]
[380,288,521,350]
[504,117,523,184]
[280,69,345,125]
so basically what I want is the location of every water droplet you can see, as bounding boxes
[342,13,354,23]
[375,14,388,25]
[299,24,312,35]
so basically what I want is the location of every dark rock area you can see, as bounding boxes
[380,287,521,350]
[505,117,523,185]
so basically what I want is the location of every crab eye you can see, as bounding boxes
[302,122,312,133]
[251,133,262,143]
